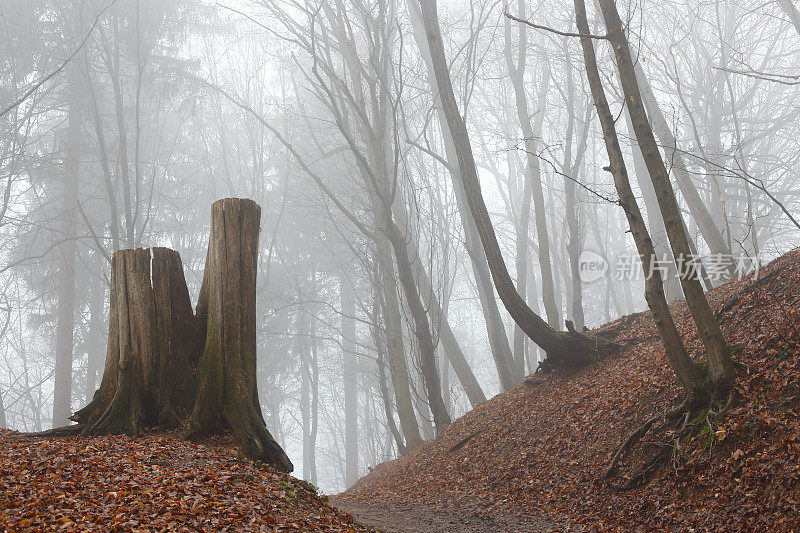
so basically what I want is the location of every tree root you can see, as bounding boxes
[605,402,689,484]
[605,390,738,491]
[14,424,85,439]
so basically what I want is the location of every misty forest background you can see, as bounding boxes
[1,0,799,493]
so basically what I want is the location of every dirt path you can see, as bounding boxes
[331,498,562,532]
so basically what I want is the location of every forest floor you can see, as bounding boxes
[338,249,800,531]
[3,250,799,532]
[0,429,369,531]
[329,498,560,532]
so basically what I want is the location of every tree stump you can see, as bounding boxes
[73,199,292,473]
[72,247,196,434]
[187,198,293,472]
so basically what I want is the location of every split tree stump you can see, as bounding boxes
[71,247,196,434]
[73,198,292,473]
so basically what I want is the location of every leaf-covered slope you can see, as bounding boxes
[340,249,800,531]
[0,430,367,531]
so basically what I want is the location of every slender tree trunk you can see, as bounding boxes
[53,60,82,428]
[407,0,517,389]
[562,58,589,331]
[0,389,6,429]
[505,5,559,330]
[622,47,734,274]
[385,220,451,433]
[370,280,406,455]
[377,244,423,450]
[574,0,706,400]
[392,204,486,407]
[296,292,311,480]
[624,111,682,301]
[419,0,619,367]
[341,275,359,487]
[597,0,735,392]
[308,300,319,486]
[107,33,135,248]
[84,273,106,404]
[187,198,292,471]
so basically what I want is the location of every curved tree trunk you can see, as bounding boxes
[72,247,196,434]
[419,0,619,368]
[186,198,292,472]
[406,0,518,390]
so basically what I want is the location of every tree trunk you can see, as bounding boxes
[597,0,735,392]
[187,198,292,472]
[624,111,682,301]
[341,275,359,487]
[505,5,559,330]
[72,247,196,433]
[377,240,423,450]
[574,0,706,400]
[407,0,518,390]
[0,389,6,429]
[84,272,106,405]
[392,203,486,407]
[386,220,451,433]
[370,277,406,455]
[419,0,619,368]
[621,44,734,275]
[53,59,82,428]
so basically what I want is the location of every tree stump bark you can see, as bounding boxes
[186,198,293,473]
[72,247,196,434]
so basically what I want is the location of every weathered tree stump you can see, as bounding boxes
[186,198,293,472]
[72,199,292,473]
[72,247,196,434]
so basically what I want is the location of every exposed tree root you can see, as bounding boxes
[14,424,85,439]
[605,390,737,491]
[604,402,689,488]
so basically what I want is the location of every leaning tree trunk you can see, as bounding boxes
[419,0,619,367]
[186,198,292,472]
[72,247,197,433]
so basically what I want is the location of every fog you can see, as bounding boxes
[1,0,798,493]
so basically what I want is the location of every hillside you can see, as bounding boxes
[0,429,368,531]
[337,250,800,531]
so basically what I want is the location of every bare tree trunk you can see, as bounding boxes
[84,272,106,404]
[341,275,359,487]
[385,220,451,433]
[0,391,5,429]
[419,0,619,368]
[505,4,559,330]
[187,198,292,471]
[308,300,319,486]
[53,60,82,428]
[574,0,706,400]
[377,245,423,450]
[296,290,311,480]
[562,56,589,331]
[106,25,135,247]
[624,49,734,274]
[370,279,406,455]
[624,111,682,301]
[393,204,486,407]
[407,0,518,390]
[597,0,735,392]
